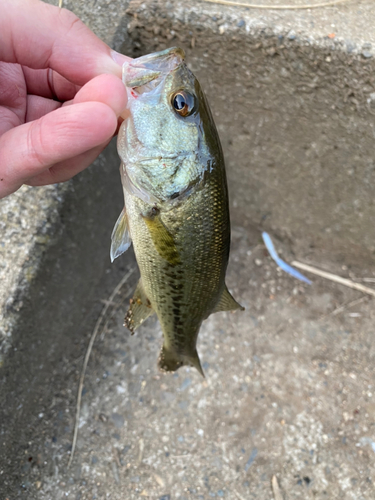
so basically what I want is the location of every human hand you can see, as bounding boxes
[0,0,130,199]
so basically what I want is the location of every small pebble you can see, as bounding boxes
[111,413,125,429]
[245,448,258,471]
[178,400,189,410]
[346,42,356,53]
[180,377,192,390]
[112,462,120,484]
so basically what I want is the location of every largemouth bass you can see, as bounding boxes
[111,47,243,375]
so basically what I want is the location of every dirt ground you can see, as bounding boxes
[14,229,374,500]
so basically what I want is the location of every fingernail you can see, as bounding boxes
[111,50,132,67]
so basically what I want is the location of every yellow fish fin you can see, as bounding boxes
[142,211,180,266]
[110,208,132,262]
[124,279,155,334]
[212,284,244,313]
[158,345,205,377]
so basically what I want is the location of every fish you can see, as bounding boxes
[111,47,243,376]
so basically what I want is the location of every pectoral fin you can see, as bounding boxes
[213,284,244,313]
[124,279,155,334]
[110,208,132,263]
[142,212,180,266]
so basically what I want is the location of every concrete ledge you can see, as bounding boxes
[0,184,70,357]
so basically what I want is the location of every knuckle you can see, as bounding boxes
[58,9,83,37]
[27,119,49,169]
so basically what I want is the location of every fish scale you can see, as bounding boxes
[111,47,243,375]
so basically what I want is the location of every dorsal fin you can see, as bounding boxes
[212,284,244,313]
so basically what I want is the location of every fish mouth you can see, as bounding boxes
[137,153,181,163]
[122,47,185,90]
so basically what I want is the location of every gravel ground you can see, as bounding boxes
[24,230,375,500]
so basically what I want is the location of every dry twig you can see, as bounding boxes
[137,438,145,465]
[291,261,375,298]
[203,0,351,9]
[68,266,135,467]
[329,296,367,317]
[234,490,247,500]
[272,475,284,500]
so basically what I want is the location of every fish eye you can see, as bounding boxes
[171,91,195,117]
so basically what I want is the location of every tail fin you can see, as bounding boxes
[158,345,205,377]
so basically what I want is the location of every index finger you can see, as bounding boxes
[0,0,131,86]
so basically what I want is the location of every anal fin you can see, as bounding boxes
[110,208,132,263]
[124,279,155,334]
[213,284,244,313]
